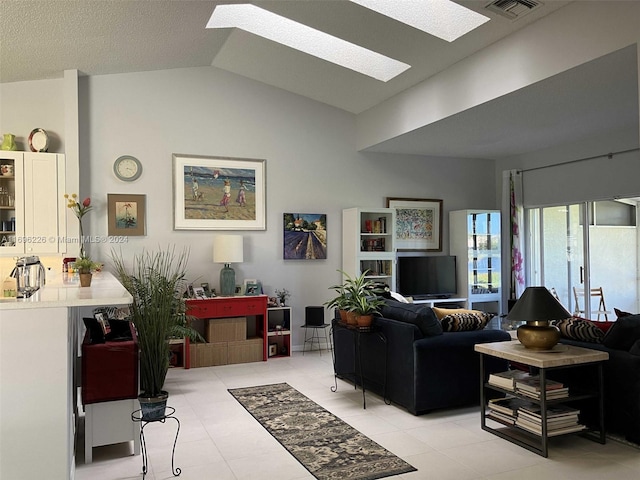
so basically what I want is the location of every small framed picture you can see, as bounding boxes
[245,283,260,296]
[201,283,210,296]
[192,286,206,299]
[243,278,257,295]
[235,285,242,295]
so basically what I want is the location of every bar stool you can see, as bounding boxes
[302,306,331,355]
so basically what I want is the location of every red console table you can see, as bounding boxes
[186,295,269,366]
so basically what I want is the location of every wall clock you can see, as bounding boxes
[113,155,142,182]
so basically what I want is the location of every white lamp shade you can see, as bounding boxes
[213,235,244,264]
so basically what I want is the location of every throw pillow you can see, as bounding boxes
[554,317,604,343]
[440,312,491,332]
[602,314,640,351]
[380,300,443,337]
[614,307,633,318]
[432,307,485,320]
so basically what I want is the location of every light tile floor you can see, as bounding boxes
[76,351,640,480]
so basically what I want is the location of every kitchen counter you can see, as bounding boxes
[0,271,132,480]
[0,271,132,310]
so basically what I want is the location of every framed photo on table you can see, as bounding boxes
[386,197,443,252]
[173,154,266,231]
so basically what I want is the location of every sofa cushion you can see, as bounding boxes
[440,312,491,332]
[602,314,640,351]
[380,300,442,337]
[554,317,604,343]
[432,307,484,320]
[614,307,633,318]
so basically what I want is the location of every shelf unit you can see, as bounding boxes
[342,208,396,289]
[266,307,291,357]
[0,151,66,256]
[475,341,608,457]
[449,210,501,315]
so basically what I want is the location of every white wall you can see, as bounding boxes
[77,66,497,349]
[357,1,640,151]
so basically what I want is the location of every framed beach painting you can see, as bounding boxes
[386,198,443,252]
[283,213,327,259]
[173,154,266,230]
[107,194,146,236]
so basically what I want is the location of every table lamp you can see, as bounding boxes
[507,286,571,350]
[213,235,243,296]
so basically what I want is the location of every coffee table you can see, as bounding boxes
[475,340,609,457]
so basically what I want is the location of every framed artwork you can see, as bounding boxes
[107,194,146,236]
[386,198,443,252]
[245,283,260,296]
[283,213,327,259]
[243,278,258,295]
[173,154,266,230]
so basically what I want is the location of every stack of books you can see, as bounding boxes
[487,397,532,425]
[516,404,585,436]
[515,375,569,400]
[488,370,530,391]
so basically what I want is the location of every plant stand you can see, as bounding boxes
[131,406,181,479]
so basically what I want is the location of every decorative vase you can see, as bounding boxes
[138,391,169,421]
[1,134,17,151]
[356,314,373,327]
[79,272,92,287]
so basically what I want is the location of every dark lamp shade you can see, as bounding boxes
[507,286,571,322]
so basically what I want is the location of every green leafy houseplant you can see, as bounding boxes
[74,257,100,274]
[326,270,386,325]
[112,246,201,418]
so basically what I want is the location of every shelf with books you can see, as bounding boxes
[476,342,608,457]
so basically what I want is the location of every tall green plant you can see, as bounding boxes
[112,246,193,397]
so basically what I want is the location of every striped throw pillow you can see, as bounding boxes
[554,317,604,343]
[440,312,491,332]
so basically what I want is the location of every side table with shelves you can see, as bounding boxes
[475,340,608,457]
[267,306,291,357]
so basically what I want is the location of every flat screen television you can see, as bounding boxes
[397,256,457,299]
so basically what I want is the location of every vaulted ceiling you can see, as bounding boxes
[1,1,638,159]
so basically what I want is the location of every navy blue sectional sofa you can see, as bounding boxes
[332,301,512,415]
[556,313,640,444]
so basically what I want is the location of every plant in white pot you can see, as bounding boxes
[112,246,200,420]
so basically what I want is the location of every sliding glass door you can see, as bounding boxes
[526,198,639,319]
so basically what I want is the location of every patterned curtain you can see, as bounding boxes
[503,170,525,299]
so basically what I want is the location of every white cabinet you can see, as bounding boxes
[342,208,396,288]
[449,210,501,315]
[0,152,66,256]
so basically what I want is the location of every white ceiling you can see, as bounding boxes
[1,0,638,159]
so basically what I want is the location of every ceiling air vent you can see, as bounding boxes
[485,0,543,20]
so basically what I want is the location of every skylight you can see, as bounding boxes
[350,0,490,42]
[206,4,411,82]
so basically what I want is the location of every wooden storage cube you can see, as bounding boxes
[206,317,246,342]
[190,342,228,367]
[228,337,263,364]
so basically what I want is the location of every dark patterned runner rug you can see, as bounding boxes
[228,383,416,480]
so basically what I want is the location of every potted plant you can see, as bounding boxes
[274,288,290,306]
[348,289,386,327]
[326,270,385,326]
[112,246,201,420]
[325,274,351,323]
[74,256,100,287]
